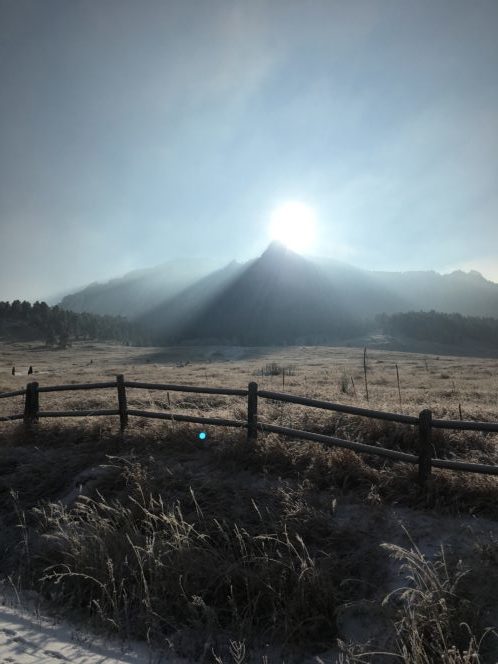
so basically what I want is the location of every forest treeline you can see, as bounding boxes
[378,311,498,348]
[0,300,146,346]
[2,298,498,350]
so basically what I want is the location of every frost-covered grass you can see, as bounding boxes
[1,341,497,661]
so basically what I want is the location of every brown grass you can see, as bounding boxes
[1,341,498,660]
[341,537,498,663]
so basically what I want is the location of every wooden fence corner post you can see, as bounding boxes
[116,374,128,433]
[247,382,258,443]
[23,381,39,430]
[418,409,432,486]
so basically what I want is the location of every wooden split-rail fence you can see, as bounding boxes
[1,376,498,485]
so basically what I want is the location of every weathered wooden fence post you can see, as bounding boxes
[23,381,39,430]
[418,409,432,485]
[116,374,128,432]
[247,381,258,442]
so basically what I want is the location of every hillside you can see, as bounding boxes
[146,242,366,344]
[58,244,498,347]
[368,268,498,317]
[379,310,498,346]
[140,244,498,346]
[59,258,223,318]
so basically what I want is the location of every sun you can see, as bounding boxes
[269,201,317,253]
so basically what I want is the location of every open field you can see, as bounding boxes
[3,340,498,419]
[0,341,498,662]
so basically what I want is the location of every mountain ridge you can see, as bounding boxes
[58,244,498,345]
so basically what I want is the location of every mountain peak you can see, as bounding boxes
[261,241,299,260]
[449,269,486,282]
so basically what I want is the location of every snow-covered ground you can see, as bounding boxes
[0,588,175,664]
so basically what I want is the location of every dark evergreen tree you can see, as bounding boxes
[0,300,146,345]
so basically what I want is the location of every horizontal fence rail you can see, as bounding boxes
[38,409,121,418]
[125,381,248,397]
[37,381,118,393]
[127,409,245,429]
[259,422,420,464]
[258,389,420,425]
[1,377,498,484]
[0,389,26,399]
[259,423,498,476]
[0,414,24,422]
[431,418,498,433]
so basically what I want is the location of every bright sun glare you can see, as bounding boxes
[269,201,317,253]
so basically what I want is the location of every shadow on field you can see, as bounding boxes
[130,345,284,366]
[1,420,498,660]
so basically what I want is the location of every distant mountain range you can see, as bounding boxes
[59,243,498,345]
[59,258,224,318]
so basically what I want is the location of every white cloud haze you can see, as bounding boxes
[0,0,497,299]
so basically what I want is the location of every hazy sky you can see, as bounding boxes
[1,0,497,300]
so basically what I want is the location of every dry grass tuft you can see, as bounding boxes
[17,454,354,652]
[340,537,498,663]
[382,540,497,663]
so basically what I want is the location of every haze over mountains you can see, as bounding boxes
[59,258,224,318]
[59,243,498,345]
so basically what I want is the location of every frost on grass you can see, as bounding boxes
[1,341,498,660]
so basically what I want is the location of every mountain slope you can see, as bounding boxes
[145,243,366,344]
[368,269,498,316]
[59,258,223,318]
[139,259,246,338]
[59,245,498,346]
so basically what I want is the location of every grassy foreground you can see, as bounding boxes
[0,342,497,661]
